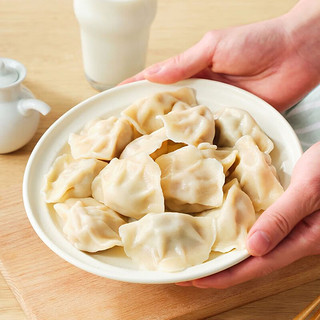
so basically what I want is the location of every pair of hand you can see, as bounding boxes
[121,0,320,289]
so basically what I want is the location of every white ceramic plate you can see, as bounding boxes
[23,79,302,284]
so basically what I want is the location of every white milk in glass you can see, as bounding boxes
[74,0,157,90]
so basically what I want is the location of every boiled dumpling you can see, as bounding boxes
[92,153,164,219]
[158,105,215,146]
[43,154,106,203]
[156,145,225,213]
[68,116,133,160]
[121,87,197,135]
[230,135,284,212]
[169,87,197,106]
[214,107,274,153]
[119,212,216,272]
[200,179,256,253]
[198,142,238,175]
[120,128,168,160]
[54,198,126,252]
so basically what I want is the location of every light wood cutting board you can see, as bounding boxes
[0,152,320,320]
[0,0,318,318]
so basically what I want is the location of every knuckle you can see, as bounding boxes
[294,179,320,211]
[300,211,320,255]
[170,55,188,79]
[171,54,184,70]
[265,210,292,237]
[259,263,276,278]
[171,54,183,65]
[307,179,320,209]
[291,159,320,213]
[202,30,216,43]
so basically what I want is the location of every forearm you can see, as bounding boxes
[282,0,320,82]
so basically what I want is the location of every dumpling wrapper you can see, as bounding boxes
[121,87,197,135]
[214,107,274,153]
[43,154,106,203]
[200,179,256,253]
[230,135,284,212]
[54,197,126,252]
[158,105,215,146]
[92,153,165,219]
[198,142,238,175]
[156,145,225,213]
[120,128,168,160]
[119,212,216,272]
[68,116,133,160]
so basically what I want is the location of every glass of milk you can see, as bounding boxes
[74,0,157,91]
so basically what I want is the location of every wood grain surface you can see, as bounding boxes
[2,0,319,319]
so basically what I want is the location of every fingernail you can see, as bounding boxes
[247,230,271,256]
[192,280,209,289]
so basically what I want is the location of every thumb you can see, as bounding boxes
[143,32,216,83]
[246,142,320,256]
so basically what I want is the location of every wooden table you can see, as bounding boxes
[1,0,319,319]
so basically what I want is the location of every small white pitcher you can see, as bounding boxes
[0,58,51,153]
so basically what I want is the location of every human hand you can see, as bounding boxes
[177,142,320,289]
[121,0,320,112]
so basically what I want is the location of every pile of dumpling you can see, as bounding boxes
[43,87,284,272]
